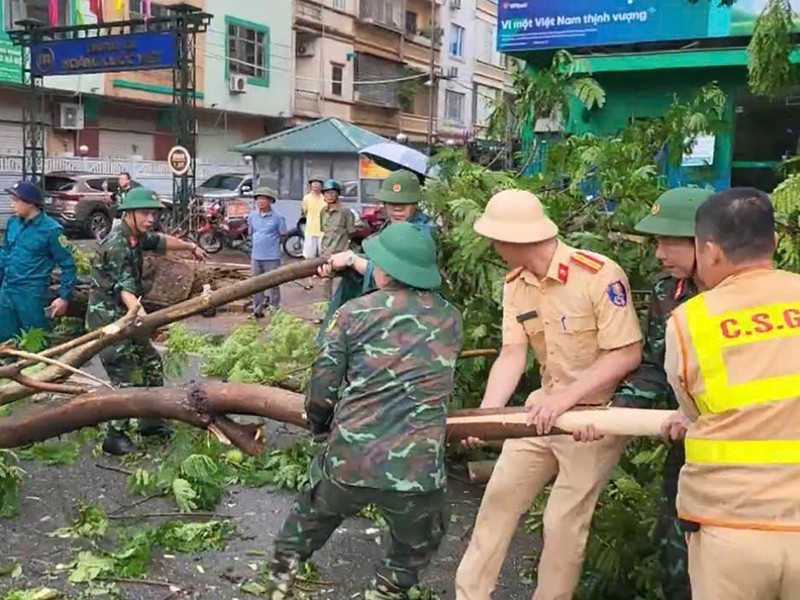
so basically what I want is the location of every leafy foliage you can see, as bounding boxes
[60,518,234,584]
[0,450,24,519]
[164,312,317,388]
[18,438,82,466]
[127,424,318,512]
[747,0,796,97]
[771,172,800,271]
[49,502,109,540]
[487,50,606,145]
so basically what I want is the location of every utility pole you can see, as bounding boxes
[427,0,436,156]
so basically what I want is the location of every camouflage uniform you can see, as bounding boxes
[86,219,167,435]
[616,185,714,600]
[318,171,435,344]
[267,244,463,599]
[616,274,697,599]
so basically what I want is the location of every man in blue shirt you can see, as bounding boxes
[248,187,287,318]
[0,180,76,344]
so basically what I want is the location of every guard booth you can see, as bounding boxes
[234,117,393,225]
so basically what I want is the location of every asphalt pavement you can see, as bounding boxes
[1,253,539,600]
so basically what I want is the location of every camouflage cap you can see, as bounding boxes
[363,221,441,290]
[117,187,164,211]
[254,186,277,200]
[635,187,714,238]
[376,170,422,205]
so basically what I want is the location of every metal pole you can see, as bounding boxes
[427,0,436,156]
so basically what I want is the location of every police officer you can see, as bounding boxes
[86,188,206,456]
[0,180,76,344]
[455,190,643,600]
[265,222,463,600]
[663,188,800,599]
[613,187,713,600]
[317,170,434,336]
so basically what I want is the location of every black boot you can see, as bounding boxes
[102,432,138,456]
[138,419,172,439]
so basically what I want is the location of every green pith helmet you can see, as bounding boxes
[254,186,276,200]
[322,179,341,194]
[376,170,422,205]
[363,222,441,290]
[117,188,164,212]
[634,187,714,238]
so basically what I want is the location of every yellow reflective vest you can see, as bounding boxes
[668,268,800,531]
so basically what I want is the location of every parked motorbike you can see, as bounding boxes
[283,216,306,259]
[196,201,251,254]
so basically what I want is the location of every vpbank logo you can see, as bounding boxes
[502,2,529,9]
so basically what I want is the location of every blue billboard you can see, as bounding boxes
[497,0,794,53]
[31,31,176,77]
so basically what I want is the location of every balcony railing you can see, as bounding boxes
[295,0,323,22]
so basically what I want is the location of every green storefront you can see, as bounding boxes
[498,0,800,192]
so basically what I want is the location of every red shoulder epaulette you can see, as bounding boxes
[571,251,605,274]
[505,266,524,283]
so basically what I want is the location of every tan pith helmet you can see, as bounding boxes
[473,189,558,243]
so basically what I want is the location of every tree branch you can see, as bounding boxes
[0,382,673,454]
[0,259,326,406]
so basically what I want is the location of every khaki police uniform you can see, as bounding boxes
[665,267,800,600]
[455,240,642,600]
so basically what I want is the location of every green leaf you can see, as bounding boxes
[171,478,198,513]
[67,551,115,584]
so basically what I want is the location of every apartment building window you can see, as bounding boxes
[360,0,401,30]
[449,24,465,58]
[6,0,69,27]
[445,90,465,124]
[331,63,344,97]
[405,10,418,35]
[474,84,499,128]
[226,17,270,87]
[130,0,169,18]
[332,0,347,10]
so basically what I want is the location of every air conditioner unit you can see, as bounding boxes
[296,43,315,57]
[446,66,459,79]
[228,75,248,94]
[55,103,84,130]
[354,90,362,102]
[450,0,462,8]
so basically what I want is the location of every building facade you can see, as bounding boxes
[292,0,510,148]
[0,0,293,166]
[497,0,800,192]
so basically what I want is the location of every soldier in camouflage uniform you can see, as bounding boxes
[265,222,463,600]
[86,188,206,456]
[615,187,713,600]
[316,171,435,341]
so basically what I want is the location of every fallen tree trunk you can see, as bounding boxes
[0,259,326,405]
[0,382,674,454]
[58,255,254,318]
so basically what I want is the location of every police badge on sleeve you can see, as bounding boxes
[607,280,628,307]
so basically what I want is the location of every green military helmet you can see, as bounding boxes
[321,179,341,194]
[117,187,164,212]
[634,187,714,238]
[376,170,422,205]
[363,221,441,290]
[254,186,277,200]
